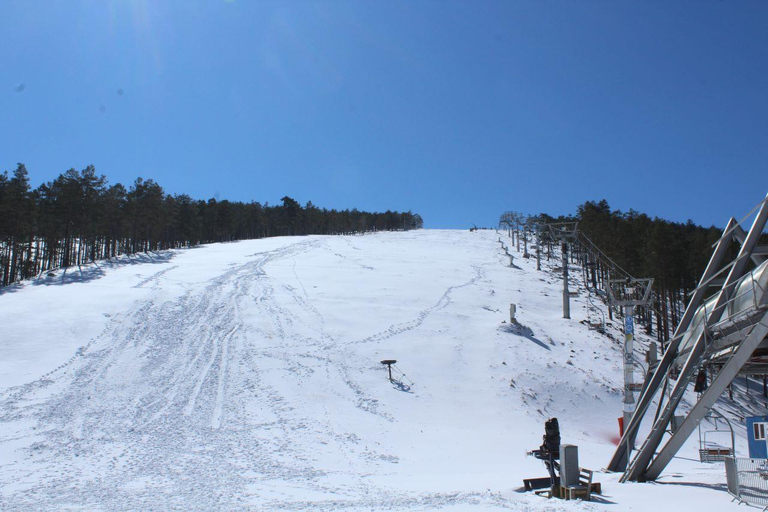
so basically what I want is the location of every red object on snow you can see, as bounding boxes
[618,417,625,437]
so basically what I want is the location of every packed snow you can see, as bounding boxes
[0,230,749,510]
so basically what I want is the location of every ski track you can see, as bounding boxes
[132,265,179,289]
[0,236,498,511]
[349,264,484,347]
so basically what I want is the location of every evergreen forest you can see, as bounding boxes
[0,164,423,287]
[575,199,723,341]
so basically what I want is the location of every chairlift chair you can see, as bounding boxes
[586,287,606,332]
[698,408,735,462]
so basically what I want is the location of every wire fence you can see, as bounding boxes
[725,456,768,507]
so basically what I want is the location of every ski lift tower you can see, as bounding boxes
[525,216,544,268]
[547,222,579,319]
[528,217,545,271]
[606,277,654,454]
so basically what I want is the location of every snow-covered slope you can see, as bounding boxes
[0,230,743,510]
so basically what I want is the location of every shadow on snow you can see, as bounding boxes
[498,322,551,351]
[0,250,178,296]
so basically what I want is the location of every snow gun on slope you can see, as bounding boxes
[526,418,561,487]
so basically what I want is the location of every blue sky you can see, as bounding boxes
[2,1,767,228]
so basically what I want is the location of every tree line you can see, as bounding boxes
[0,164,423,287]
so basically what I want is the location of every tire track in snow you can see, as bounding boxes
[184,325,225,417]
[211,325,237,429]
[139,240,319,426]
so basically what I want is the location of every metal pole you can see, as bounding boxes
[623,304,636,434]
[562,242,570,319]
[523,229,529,258]
[536,233,541,271]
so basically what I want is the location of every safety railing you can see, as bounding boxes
[725,456,768,508]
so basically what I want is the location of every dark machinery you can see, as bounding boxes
[525,418,562,490]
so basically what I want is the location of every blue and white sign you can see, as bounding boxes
[624,316,634,335]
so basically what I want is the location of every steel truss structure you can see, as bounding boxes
[610,193,768,482]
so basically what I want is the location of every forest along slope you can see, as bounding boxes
[0,230,742,510]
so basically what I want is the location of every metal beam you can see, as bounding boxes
[732,225,767,266]
[709,195,768,248]
[623,318,711,481]
[645,313,768,480]
[703,277,725,288]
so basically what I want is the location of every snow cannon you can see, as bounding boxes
[530,417,560,461]
[525,418,561,488]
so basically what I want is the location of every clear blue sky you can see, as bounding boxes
[2,1,767,228]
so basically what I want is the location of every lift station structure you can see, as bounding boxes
[610,193,768,482]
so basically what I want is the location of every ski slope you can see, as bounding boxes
[0,230,746,510]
